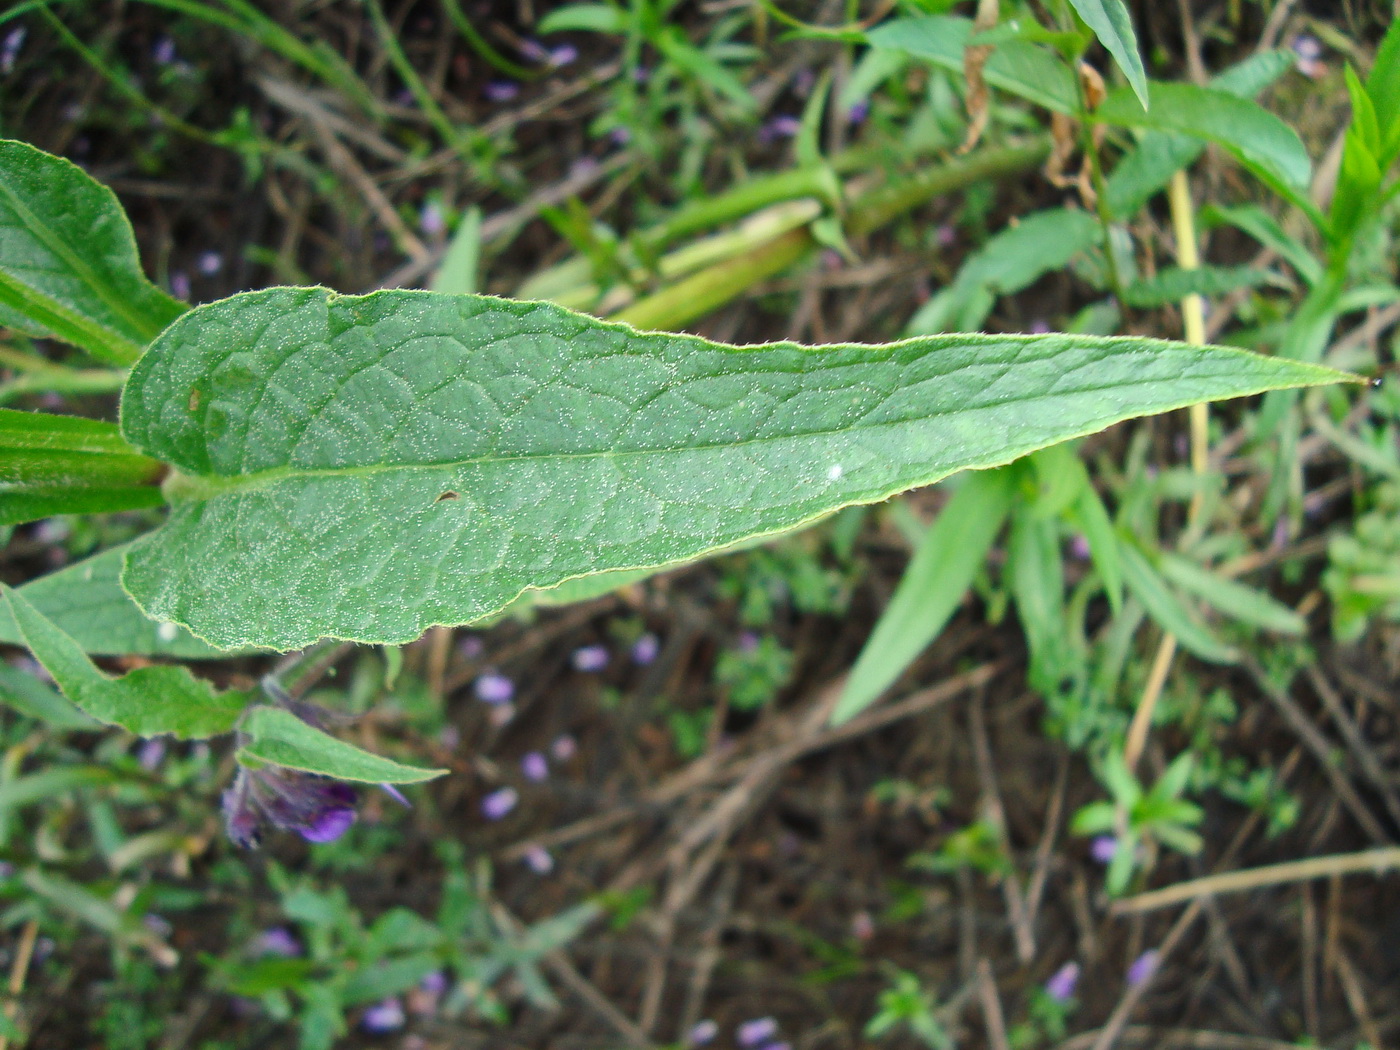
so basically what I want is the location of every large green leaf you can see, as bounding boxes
[119,288,1347,651]
[0,139,186,364]
[0,545,235,658]
[236,705,446,783]
[0,584,251,738]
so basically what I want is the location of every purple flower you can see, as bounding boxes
[137,738,166,771]
[1,27,26,74]
[408,970,447,1015]
[846,98,870,124]
[152,36,177,66]
[485,80,520,102]
[475,671,514,704]
[631,633,660,665]
[521,751,549,782]
[457,634,484,659]
[361,997,406,1033]
[255,927,303,958]
[197,250,223,276]
[222,764,358,848]
[170,270,191,300]
[758,115,801,144]
[1044,961,1080,1002]
[523,845,554,873]
[738,1017,779,1046]
[547,43,578,67]
[687,1019,718,1046]
[481,786,518,820]
[419,200,445,236]
[1090,835,1118,864]
[609,126,632,147]
[1028,319,1051,334]
[572,644,609,672]
[1126,949,1159,988]
[551,734,577,761]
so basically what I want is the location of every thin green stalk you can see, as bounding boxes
[438,0,537,80]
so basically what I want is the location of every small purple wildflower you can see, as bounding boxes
[1126,949,1159,988]
[481,786,518,820]
[737,630,760,653]
[1069,533,1092,561]
[408,970,447,1015]
[632,64,650,83]
[572,644,609,672]
[1290,34,1325,78]
[137,738,166,771]
[935,224,957,248]
[170,270,191,301]
[255,927,303,957]
[437,725,461,750]
[1090,835,1118,864]
[1,27,26,74]
[475,671,514,704]
[361,997,406,1033]
[738,1017,779,1046]
[846,98,870,124]
[547,43,578,67]
[458,634,485,659]
[570,156,600,179]
[551,734,577,761]
[521,751,549,782]
[197,250,223,276]
[143,913,173,937]
[420,971,447,996]
[419,200,445,236]
[222,764,358,848]
[152,36,177,66]
[1044,961,1080,1002]
[1028,319,1051,334]
[34,518,69,544]
[610,125,632,147]
[523,844,554,873]
[758,115,801,144]
[764,1043,792,1050]
[518,38,549,63]
[687,1019,719,1046]
[379,783,411,807]
[631,632,660,665]
[485,80,520,102]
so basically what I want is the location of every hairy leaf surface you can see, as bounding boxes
[120,288,1346,651]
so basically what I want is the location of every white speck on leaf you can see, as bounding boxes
[827,464,843,481]
[157,622,179,642]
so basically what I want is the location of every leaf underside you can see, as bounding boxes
[119,287,1345,651]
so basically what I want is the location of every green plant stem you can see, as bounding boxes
[611,140,1050,331]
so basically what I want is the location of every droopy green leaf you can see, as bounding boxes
[120,287,1349,651]
[236,705,446,783]
[1066,0,1148,108]
[1156,552,1306,635]
[867,16,1079,114]
[0,139,186,364]
[1118,542,1237,663]
[835,468,1016,724]
[1093,83,1315,215]
[0,661,99,730]
[0,584,249,737]
[0,546,235,658]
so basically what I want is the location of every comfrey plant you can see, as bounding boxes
[0,134,1352,842]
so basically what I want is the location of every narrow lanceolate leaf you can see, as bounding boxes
[237,705,446,783]
[0,584,250,738]
[0,546,235,658]
[1067,0,1149,108]
[119,288,1350,652]
[0,140,187,365]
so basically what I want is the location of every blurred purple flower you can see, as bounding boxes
[551,734,577,761]
[610,125,632,147]
[738,1017,779,1046]
[548,43,578,67]
[481,786,518,820]
[152,36,177,65]
[361,997,406,1033]
[255,927,303,958]
[1126,949,1159,988]
[485,80,520,102]
[572,644,609,672]
[935,224,957,248]
[420,200,445,236]
[521,751,549,782]
[1090,835,1118,864]
[631,632,660,665]
[170,270,191,300]
[475,671,514,704]
[142,913,173,937]
[458,634,485,659]
[222,764,357,848]
[197,251,222,276]
[518,38,549,62]
[523,844,554,873]
[1,27,26,74]
[1028,319,1051,334]
[137,738,166,771]
[408,970,446,1015]
[846,98,870,124]
[1044,961,1080,1002]
[758,115,801,144]
[687,1019,719,1046]
[1069,533,1092,561]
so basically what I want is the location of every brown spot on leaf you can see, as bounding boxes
[188,388,201,412]
[435,491,459,503]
